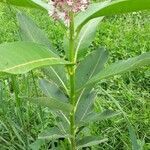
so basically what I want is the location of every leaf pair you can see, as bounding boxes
[74,47,108,126]
[38,127,108,149]
[74,48,120,128]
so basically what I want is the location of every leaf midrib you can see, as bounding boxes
[3,58,59,72]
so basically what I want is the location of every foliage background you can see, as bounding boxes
[0,3,149,150]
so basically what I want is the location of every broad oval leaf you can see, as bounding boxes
[75,0,150,32]
[39,79,68,102]
[28,97,72,113]
[86,52,150,87]
[75,47,108,90]
[77,136,108,149]
[0,42,69,74]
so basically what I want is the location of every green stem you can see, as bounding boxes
[68,12,76,150]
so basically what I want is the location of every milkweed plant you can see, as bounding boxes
[0,0,150,149]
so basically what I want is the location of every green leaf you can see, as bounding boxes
[31,0,50,10]
[128,124,141,150]
[75,47,108,90]
[39,127,71,140]
[30,139,45,150]
[17,12,68,92]
[75,89,96,125]
[75,48,108,121]
[42,66,68,93]
[17,12,56,53]
[75,17,104,60]
[75,0,150,32]
[0,0,48,10]
[39,79,68,102]
[28,97,72,113]
[77,136,108,149]
[79,109,121,126]
[64,17,104,60]
[86,52,150,87]
[0,42,69,74]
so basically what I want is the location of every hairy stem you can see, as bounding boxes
[68,12,76,150]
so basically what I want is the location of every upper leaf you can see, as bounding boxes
[75,0,150,32]
[17,12,57,54]
[75,47,108,90]
[64,17,104,60]
[75,17,104,60]
[0,42,69,74]
[0,0,49,10]
[86,52,150,87]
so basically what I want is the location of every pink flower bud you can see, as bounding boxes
[48,0,89,25]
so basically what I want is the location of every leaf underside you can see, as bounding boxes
[86,52,150,87]
[75,0,150,31]
[28,97,72,113]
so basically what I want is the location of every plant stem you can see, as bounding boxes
[68,12,76,150]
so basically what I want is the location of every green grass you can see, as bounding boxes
[0,3,150,150]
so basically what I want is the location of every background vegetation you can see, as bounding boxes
[0,3,149,150]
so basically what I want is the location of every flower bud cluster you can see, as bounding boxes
[48,0,89,24]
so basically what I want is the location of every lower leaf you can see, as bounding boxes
[79,109,121,126]
[77,136,108,149]
[39,127,71,140]
[30,139,45,150]
[28,97,72,113]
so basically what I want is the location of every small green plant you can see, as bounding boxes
[0,0,150,149]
